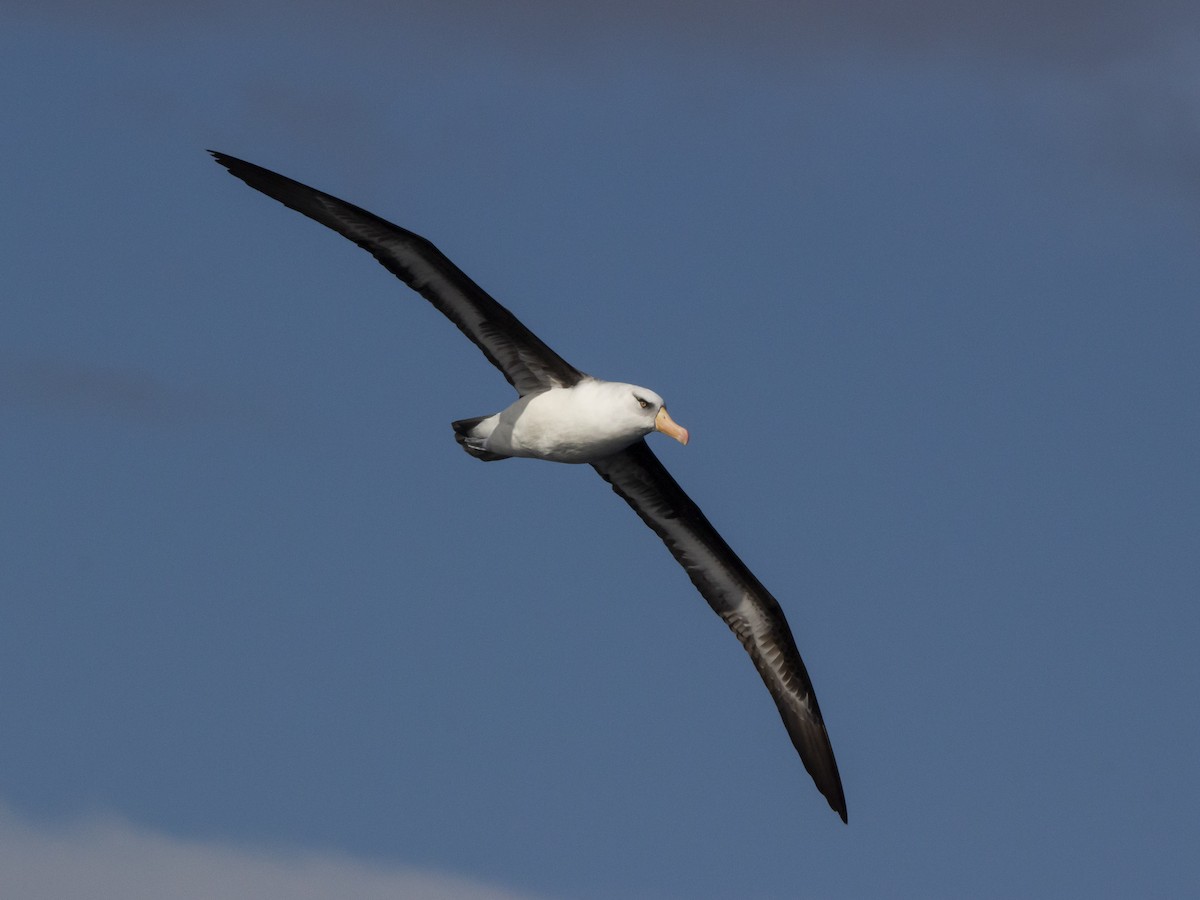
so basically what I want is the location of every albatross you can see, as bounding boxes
[211,151,848,823]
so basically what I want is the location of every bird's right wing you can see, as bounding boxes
[211,151,584,396]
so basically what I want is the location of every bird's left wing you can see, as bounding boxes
[210,151,584,396]
[592,439,847,822]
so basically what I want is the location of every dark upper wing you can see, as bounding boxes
[210,151,584,396]
[592,440,847,822]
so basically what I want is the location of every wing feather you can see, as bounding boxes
[592,440,847,822]
[210,151,583,396]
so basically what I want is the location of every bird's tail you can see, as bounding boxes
[451,416,510,461]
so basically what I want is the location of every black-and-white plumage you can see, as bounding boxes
[211,151,848,822]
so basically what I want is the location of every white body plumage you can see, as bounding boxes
[458,378,687,464]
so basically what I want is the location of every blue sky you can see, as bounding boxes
[2,2,1198,897]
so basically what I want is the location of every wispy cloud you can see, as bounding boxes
[0,805,548,900]
[0,359,269,428]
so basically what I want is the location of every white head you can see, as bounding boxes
[589,380,689,446]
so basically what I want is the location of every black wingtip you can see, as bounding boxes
[208,150,254,183]
[828,768,848,824]
[208,150,264,184]
[820,774,848,824]
[822,758,848,824]
[793,717,847,823]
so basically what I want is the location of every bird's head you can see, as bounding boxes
[619,384,689,446]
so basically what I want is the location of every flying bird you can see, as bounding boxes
[210,151,848,822]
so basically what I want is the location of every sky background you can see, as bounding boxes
[3,2,1199,898]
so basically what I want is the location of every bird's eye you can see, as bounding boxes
[635,396,649,409]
